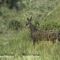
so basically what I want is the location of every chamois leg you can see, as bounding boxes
[58,32,60,41]
[33,38,36,46]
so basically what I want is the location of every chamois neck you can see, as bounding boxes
[29,24,38,32]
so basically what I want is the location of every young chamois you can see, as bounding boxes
[26,17,60,45]
[26,17,41,45]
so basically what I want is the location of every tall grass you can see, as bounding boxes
[0,0,60,60]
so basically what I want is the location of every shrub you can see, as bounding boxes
[8,20,22,31]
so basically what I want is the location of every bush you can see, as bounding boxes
[0,11,3,16]
[8,20,22,31]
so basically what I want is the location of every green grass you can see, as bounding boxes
[0,0,60,60]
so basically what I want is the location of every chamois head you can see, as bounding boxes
[26,16,39,29]
[26,16,32,26]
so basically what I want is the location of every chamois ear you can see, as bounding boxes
[30,16,32,21]
[27,18,29,21]
[26,18,29,26]
[27,16,32,22]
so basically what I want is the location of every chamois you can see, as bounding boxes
[26,17,41,45]
[26,17,60,45]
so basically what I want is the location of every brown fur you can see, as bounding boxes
[26,17,60,45]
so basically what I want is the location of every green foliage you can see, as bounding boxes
[0,11,3,16]
[0,0,60,60]
[8,20,22,31]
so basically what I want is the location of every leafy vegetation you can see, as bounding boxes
[0,0,60,60]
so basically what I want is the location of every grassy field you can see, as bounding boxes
[0,0,60,60]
